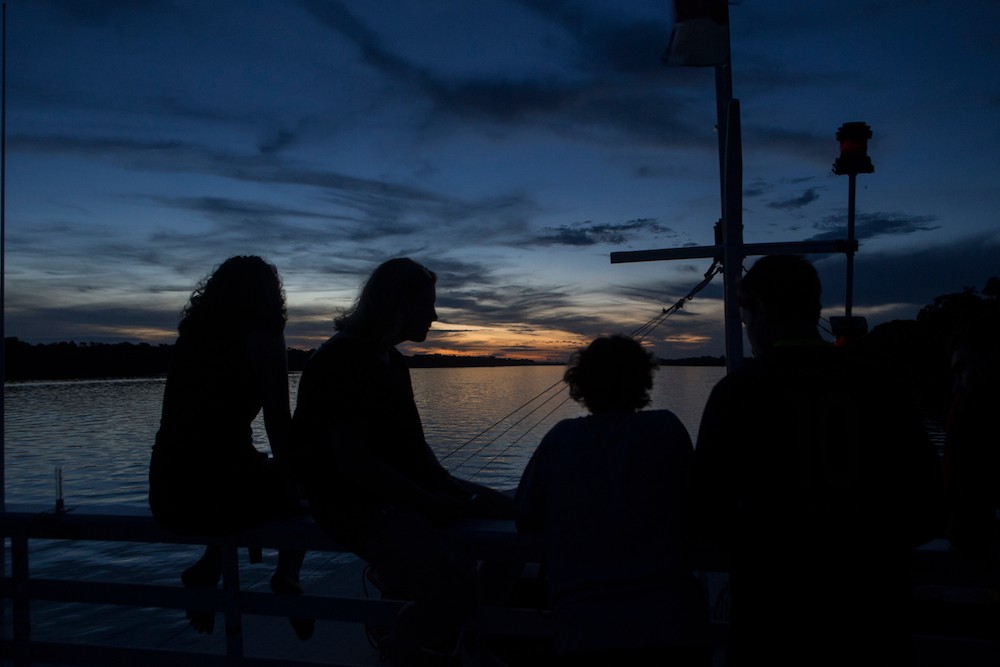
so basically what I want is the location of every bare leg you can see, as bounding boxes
[270,548,314,640]
[181,545,221,634]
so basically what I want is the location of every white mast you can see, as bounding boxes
[611,1,859,371]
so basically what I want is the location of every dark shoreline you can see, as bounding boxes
[3,338,723,382]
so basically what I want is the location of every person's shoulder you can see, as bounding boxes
[533,417,594,454]
[309,334,371,362]
[633,410,693,449]
[707,357,765,394]
[636,409,686,429]
[544,416,588,439]
[300,334,372,380]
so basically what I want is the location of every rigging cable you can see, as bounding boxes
[465,388,573,480]
[450,258,725,480]
[632,259,722,342]
[441,378,566,471]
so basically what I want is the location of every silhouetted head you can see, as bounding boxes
[335,258,438,345]
[179,255,286,337]
[564,335,658,414]
[948,312,1000,396]
[739,254,822,355]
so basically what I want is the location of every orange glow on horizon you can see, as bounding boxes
[404,320,590,363]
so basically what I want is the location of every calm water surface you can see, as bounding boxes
[4,365,723,506]
[1,365,723,642]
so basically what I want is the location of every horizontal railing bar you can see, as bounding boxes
[4,505,998,667]
[0,639,360,667]
[0,504,544,562]
[9,575,555,634]
[12,578,225,613]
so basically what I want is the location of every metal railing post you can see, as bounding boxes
[221,541,244,665]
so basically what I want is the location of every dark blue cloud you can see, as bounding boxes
[298,0,703,145]
[809,211,940,242]
[817,234,1000,311]
[767,187,820,210]
[531,218,673,246]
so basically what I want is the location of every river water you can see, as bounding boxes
[3,365,724,507]
[1,365,724,645]
[3,365,951,655]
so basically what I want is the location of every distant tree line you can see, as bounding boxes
[1,340,549,381]
[659,355,726,367]
[4,339,175,382]
[2,339,317,382]
[407,354,548,368]
[4,276,995,390]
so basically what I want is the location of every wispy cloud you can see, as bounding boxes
[298,0,706,148]
[810,212,940,241]
[767,187,820,210]
[528,218,674,246]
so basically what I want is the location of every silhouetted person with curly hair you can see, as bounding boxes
[517,334,710,666]
[149,255,309,638]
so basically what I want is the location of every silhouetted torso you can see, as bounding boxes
[945,385,1000,557]
[149,329,285,533]
[293,334,452,547]
[518,410,709,657]
[695,342,941,665]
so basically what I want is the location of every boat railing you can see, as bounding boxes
[2,504,998,666]
[0,503,555,667]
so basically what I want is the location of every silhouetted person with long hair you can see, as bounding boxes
[693,254,942,666]
[293,257,514,664]
[149,255,309,638]
[517,335,710,666]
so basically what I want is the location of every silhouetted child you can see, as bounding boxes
[517,334,710,666]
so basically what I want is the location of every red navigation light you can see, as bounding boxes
[833,122,874,175]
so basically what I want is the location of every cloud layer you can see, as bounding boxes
[6,1,1000,360]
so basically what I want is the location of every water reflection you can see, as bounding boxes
[4,366,723,506]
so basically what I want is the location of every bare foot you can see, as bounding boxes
[181,550,221,634]
[270,571,315,640]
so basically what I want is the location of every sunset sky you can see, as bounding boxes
[4,1,999,361]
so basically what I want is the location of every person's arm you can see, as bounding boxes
[329,411,467,517]
[254,329,292,461]
[515,431,555,533]
[690,381,739,548]
[309,348,467,518]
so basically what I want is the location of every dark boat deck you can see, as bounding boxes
[2,504,999,666]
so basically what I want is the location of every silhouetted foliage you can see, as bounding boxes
[5,277,996,385]
[3,339,553,380]
[405,354,545,368]
[2,338,321,381]
[658,355,726,367]
[811,276,1000,421]
[4,338,174,382]
[917,277,1000,359]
